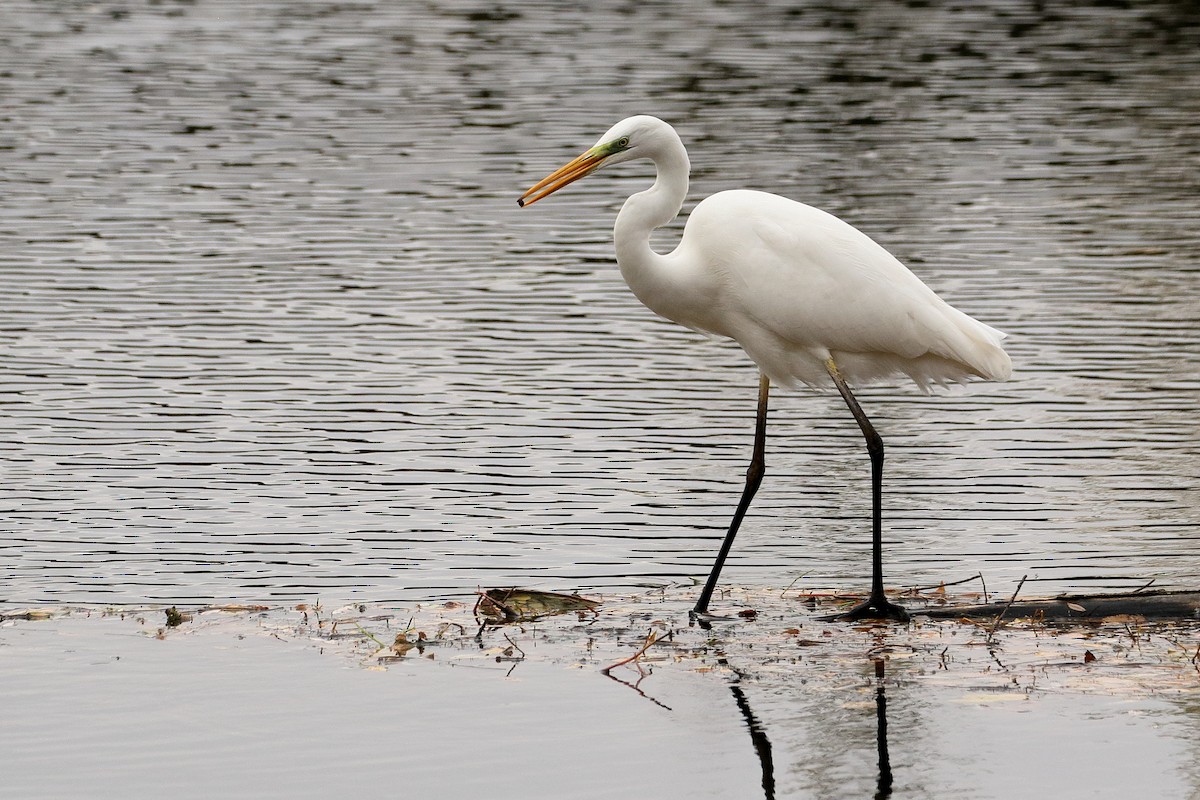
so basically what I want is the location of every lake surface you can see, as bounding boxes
[2,3,1200,799]
[3,597,1199,800]
[1,0,1198,609]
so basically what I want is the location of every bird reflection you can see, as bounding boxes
[730,681,776,800]
[874,659,894,799]
[724,658,895,800]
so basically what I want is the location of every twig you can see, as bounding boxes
[1123,622,1144,652]
[986,575,1027,644]
[601,628,664,675]
[909,573,981,592]
[1133,578,1156,593]
[906,572,988,602]
[502,632,526,659]
[437,621,467,638]
[988,646,1006,670]
[355,623,386,649]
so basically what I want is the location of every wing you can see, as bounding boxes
[683,190,1008,382]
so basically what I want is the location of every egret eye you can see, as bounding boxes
[618,136,630,148]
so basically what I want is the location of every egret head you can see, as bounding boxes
[518,115,672,207]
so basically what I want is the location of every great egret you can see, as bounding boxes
[519,115,1011,621]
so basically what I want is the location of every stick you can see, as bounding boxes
[906,572,988,600]
[503,632,526,659]
[602,628,663,675]
[355,623,386,649]
[986,575,1027,644]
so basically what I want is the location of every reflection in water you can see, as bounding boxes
[731,681,776,800]
[874,660,894,800]
[725,658,896,800]
[698,611,777,799]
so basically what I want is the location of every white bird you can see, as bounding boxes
[519,115,1011,621]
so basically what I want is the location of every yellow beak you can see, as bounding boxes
[518,147,606,207]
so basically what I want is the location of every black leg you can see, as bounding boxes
[824,358,908,622]
[693,373,770,615]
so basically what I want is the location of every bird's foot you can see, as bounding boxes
[829,594,909,623]
[690,604,725,620]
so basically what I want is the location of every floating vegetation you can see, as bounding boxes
[3,588,1198,700]
[473,588,602,623]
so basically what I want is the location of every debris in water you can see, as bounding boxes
[474,588,600,623]
[0,608,56,621]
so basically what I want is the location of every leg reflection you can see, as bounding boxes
[730,682,775,800]
[699,616,895,798]
[874,659,894,799]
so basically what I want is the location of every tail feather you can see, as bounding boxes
[936,307,1012,382]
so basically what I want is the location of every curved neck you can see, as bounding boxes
[613,138,690,272]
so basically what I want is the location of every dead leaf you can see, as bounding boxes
[475,588,601,623]
[1084,650,1097,663]
[1,609,56,621]
[1066,602,1087,613]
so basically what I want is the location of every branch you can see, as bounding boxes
[602,628,665,675]
[986,575,1027,644]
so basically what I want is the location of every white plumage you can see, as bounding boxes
[678,189,1010,390]
[590,116,1010,390]
[520,114,1011,621]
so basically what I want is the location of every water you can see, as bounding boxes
[3,600,1198,800]
[0,613,769,800]
[1,0,1198,608]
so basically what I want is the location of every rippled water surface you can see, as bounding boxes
[2,0,1198,606]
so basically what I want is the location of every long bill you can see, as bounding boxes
[518,147,606,207]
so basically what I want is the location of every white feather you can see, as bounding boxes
[594,117,1011,393]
